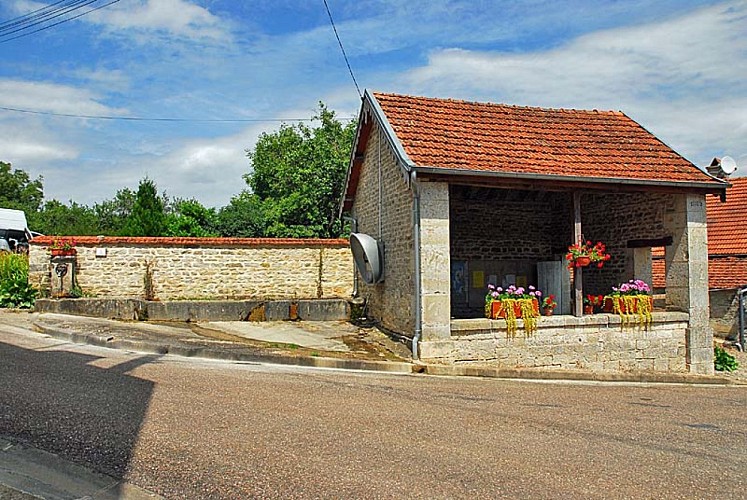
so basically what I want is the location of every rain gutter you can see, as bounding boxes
[411,166,729,194]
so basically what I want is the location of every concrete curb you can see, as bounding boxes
[420,364,740,385]
[32,322,414,374]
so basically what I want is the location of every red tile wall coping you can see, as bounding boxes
[31,236,350,248]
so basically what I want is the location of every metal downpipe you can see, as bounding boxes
[738,287,747,352]
[411,170,421,360]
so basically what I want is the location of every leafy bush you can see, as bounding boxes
[714,345,739,372]
[0,252,37,308]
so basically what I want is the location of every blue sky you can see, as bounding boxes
[1,0,745,207]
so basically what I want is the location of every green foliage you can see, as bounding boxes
[244,103,355,238]
[214,191,267,237]
[3,103,355,240]
[93,188,136,235]
[29,200,100,236]
[714,345,739,372]
[165,198,218,237]
[0,161,44,214]
[0,253,37,308]
[121,178,166,236]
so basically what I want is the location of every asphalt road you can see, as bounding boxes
[1,322,746,499]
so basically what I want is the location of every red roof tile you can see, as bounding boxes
[708,257,747,289]
[653,256,747,290]
[373,92,721,186]
[706,177,747,255]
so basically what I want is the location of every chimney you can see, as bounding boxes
[706,157,730,179]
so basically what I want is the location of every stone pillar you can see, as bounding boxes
[50,255,77,298]
[664,193,712,374]
[626,247,653,285]
[418,182,451,341]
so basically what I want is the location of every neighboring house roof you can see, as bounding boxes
[652,177,747,289]
[706,176,747,255]
[653,257,747,290]
[342,90,726,212]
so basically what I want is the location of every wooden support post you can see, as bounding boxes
[573,192,583,317]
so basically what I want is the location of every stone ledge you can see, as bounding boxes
[34,298,351,322]
[451,311,689,336]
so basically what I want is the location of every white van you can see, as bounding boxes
[0,208,33,252]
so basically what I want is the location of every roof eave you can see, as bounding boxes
[411,165,729,194]
[366,90,416,171]
[340,90,417,214]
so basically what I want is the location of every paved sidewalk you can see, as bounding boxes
[0,309,742,384]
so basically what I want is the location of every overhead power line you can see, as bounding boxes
[322,0,361,98]
[0,105,354,123]
[0,0,120,43]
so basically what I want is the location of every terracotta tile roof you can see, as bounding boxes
[706,177,747,255]
[373,92,721,186]
[708,257,747,289]
[653,178,747,288]
[652,256,747,290]
[652,258,666,289]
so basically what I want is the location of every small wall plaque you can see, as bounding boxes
[95,248,107,257]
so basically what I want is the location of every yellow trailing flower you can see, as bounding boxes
[488,297,539,338]
[609,294,652,329]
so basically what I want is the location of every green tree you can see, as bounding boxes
[0,161,44,213]
[165,198,218,237]
[31,200,99,235]
[94,188,136,235]
[244,103,355,238]
[121,177,166,236]
[214,191,267,237]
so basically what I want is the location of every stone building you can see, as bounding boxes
[341,90,727,374]
[654,176,747,341]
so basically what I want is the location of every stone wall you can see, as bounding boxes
[581,192,671,294]
[710,289,742,340]
[351,123,415,335]
[419,312,689,372]
[29,237,353,301]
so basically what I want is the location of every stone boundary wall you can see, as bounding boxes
[419,312,689,372]
[710,288,742,339]
[30,236,353,301]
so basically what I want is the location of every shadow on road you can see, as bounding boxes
[0,340,157,497]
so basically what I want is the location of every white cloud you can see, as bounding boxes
[0,79,126,116]
[396,1,747,170]
[88,0,230,41]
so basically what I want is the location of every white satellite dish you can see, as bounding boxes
[721,156,738,174]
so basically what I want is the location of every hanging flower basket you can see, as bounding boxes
[574,256,591,267]
[566,240,611,271]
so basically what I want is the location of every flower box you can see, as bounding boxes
[603,295,653,314]
[489,298,539,319]
[50,248,76,257]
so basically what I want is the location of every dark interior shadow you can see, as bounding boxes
[0,341,157,496]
